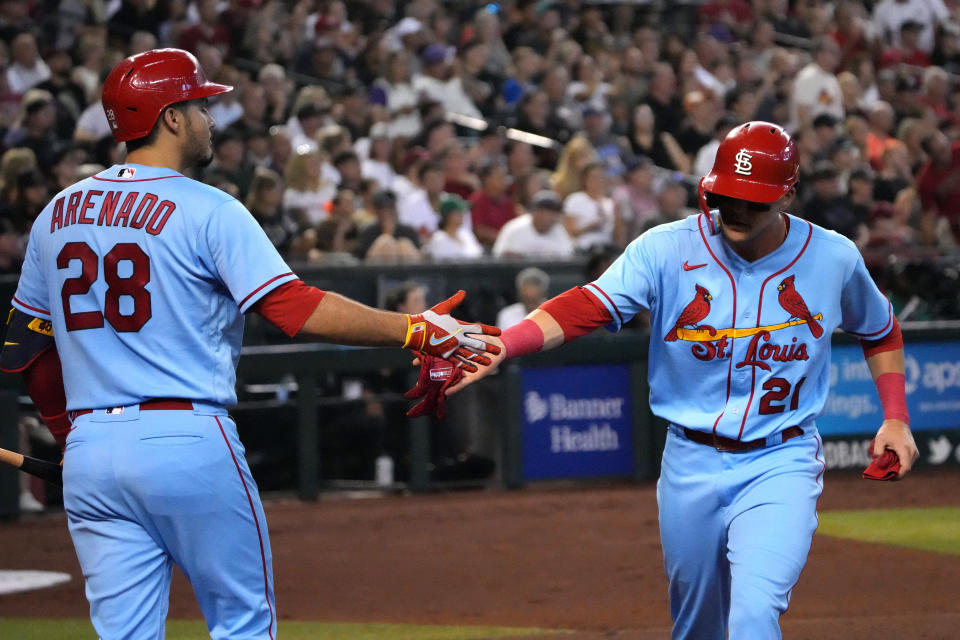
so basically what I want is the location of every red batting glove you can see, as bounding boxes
[405,353,464,419]
[403,290,501,372]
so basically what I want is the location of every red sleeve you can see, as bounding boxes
[23,346,70,446]
[860,316,903,359]
[539,286,614,342]
[251,280,326,338]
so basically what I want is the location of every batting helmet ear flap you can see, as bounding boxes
[698,177,722,235]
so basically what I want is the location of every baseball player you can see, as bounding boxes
[439,122,919,638]
[0,48,499,639]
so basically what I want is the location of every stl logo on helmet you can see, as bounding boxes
[734,149,753,176]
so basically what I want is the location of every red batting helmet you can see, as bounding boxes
[102,48,232,142]
[699,121,799,204]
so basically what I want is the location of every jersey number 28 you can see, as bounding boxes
[58,241,151,332]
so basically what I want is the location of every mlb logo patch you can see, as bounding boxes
[117,167,136,179]
[105,407,125,415]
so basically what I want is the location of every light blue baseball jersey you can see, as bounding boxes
[587,211,893,442]
[12,163,297,410]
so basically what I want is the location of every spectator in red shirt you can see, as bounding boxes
[178,0,232,57]
[829,0,873,71]
[468,163,517,251]
[878,21,932,70]
[916,130,960,243]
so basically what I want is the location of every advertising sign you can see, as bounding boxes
[819,342,960,470]
[521,364,634,481]
[819,342,960,435]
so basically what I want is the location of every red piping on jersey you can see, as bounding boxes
[239,272,295,309]
[703,211,717,235]
[846,300,894,338]
[738,218,812,439]
[215,416,275,640]
[92,175,183,183]
[12,296,49,316]
[584,283,624,326]
[697,215,738,438]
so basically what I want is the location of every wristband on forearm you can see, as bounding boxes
[875,372,909,423]
[500,319,545,358]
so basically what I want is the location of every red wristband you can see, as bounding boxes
[875,372,909,423]
[500,319,544,358]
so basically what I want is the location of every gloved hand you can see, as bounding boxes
[403,290,501,372]
[862,438,902,481]
[405,353,464,419]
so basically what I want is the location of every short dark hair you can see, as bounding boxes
[332,149,359,167]
[384,281,424,312]
[418,160,444,181]
[478,162,502,182]
[124,99,192,153]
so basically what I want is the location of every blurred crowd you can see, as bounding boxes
[1,0,960,317]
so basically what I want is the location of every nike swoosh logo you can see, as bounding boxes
[429,328,462,346]
[3,341,18,346]
[683,261,707,271]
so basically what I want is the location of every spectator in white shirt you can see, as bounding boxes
[790,37,845,131]
[412,43,483,119]
[692,114,739,180]
[493,190,575,258]
[423,194,484,261]
[399,160,446,240]
[872,0,949,54]
[283,146,335,226]
[360,122,396,189]
[6,34,50,96]
[563,161,616,251]
[496,267,550,329]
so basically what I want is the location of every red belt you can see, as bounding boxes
[683,426,804,452]
[70,398,194,420]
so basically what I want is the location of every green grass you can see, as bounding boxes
[818,506,960,556]
[0,619,556,639]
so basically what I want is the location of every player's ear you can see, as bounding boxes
[160,105,183,134]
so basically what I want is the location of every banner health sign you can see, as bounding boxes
[819,342,960,470]
[521,364,633,481]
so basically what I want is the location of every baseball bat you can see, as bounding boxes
[0,447,63,487]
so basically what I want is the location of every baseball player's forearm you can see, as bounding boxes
[865,345,917,477]
[299,292,409,346]
[499,287,613,358]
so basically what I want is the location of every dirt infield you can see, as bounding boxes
[1,469,959,639]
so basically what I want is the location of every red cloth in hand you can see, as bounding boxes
[862,438,901,481]
[405,353,464,420]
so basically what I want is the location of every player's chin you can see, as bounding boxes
[720,221,753,242]
[195,148,215,168]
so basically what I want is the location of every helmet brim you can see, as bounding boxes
[701,170,790,204]
[185,82,233,102]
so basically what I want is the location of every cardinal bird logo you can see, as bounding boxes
[665,284,713,341]
[777,275,824,338]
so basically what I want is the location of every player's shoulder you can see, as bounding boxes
[620,213,703,264]
[794,214,862,261]
[636,213,704,244]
